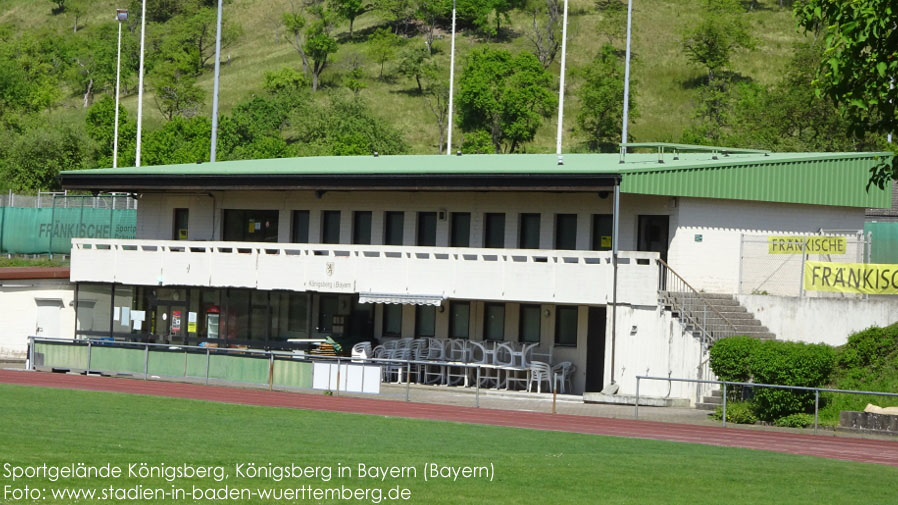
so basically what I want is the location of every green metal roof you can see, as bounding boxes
[60,151,893,208]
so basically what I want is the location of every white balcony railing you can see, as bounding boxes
[70,238,660,306]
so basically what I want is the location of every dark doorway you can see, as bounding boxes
[637,215,670,262]
[348,300,374,340]
[223,209,279,242]
[585,306,607,392]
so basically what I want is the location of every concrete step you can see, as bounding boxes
[702,395,723,405]
[709,389,722,397]
[695,402,720,411]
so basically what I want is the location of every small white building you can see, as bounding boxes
[58,146,895,400]
[0,267,74,359]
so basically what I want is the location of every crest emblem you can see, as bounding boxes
[326,262,334,276]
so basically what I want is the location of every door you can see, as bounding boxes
[150,303,188,344]
[316,295,339,336]
[585,306,607,392]
[637,215,670,262]
[35,299,63,337]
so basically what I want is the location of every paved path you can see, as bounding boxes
[3,369,897,468]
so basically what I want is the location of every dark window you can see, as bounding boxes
[415,305,436,337]
[321,211,341,244]
[449,301,470,339]
[637,215,670,262]
[519,213,540,249]
[173,208,189,240]
[382,304,402,337]
[555,214,577,250]
[417,212,437,246]
[292,210,310,243]
[483,303,505,341]
[450,212,470,247]
[353,211,372,245]
[223,210,279,242]
[519,304,541,343]
[555,306,578,346]
[592,214,613,251]
[484,213,505,248]
[317,295,338,334]
[384,211,405,245]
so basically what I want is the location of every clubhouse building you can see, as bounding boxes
[57,146,894,398]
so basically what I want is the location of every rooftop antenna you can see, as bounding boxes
[619,0,634,163]
[446,0,457,155]
[555,0,570,166]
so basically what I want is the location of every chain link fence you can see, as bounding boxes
[0,191,137,210]
[738,231,871,298]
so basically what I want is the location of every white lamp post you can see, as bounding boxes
[446,0,457,155]
[135,0,147,167]
[113,9,128,169]
[210,0,223,162]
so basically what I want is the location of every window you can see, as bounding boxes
[384,211,405,245]
[483,303,505,341]
[415,305,436,337]
[449,301,470,339]
[417,212,437,246]
[519,213,540,249]
[555,306,578,346]
[287,293,309,335]
[321,211,341,244]
[223,210,279,242]
[450,212,470,247]
[382,304,402,337]
[555,214,577,250]
[353,211,372,245]
[292,211,310,243]
[519,304,541,343]
[173,208,189,240]
[484,213,505,248]
[592,214,613,251]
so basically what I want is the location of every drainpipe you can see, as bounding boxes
[610,180,621,386]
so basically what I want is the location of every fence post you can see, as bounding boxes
[48,196,57,258]
[28,337,34,370]
[634,376,640,420]
[86,339,92,373]
[814,389,819,434]
[144,343,149,380]
[205,348,210,385]
[268,353,274,392]
[552,372,557,414]
[799,244,807,298]
[722,382,728,427]
[335,359,341,397]
[405,359,411,402]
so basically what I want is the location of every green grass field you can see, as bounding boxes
[1,384,896,504]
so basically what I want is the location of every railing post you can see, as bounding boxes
[205,348,210,385]
[268,352,274,392]
[86,339,92,373]
[475,366,480,408]
[552,372,557,414]
[722,382,728,427]
[814,389,819,434]
[635,376,640,420]
[335,359,341,397]
[144,343,149,380]
[28,337,35,371]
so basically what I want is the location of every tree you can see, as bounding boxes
[142,116,212,165]
[165,8,243,73]
[415,0,449,55]
[795,0,898,188]
[331,0,371,38]
[85,96,137,168]
[2,121,94,191]
[575,44,637,152]
[421,73,450,153]
[681,0,754,84]
[291,95,408,156]
[373,0,415,34]
[283,6,338,91]
[524,0,561,69]
[367,27,401,80]
[150,61,205,120]
[595,0,627,46]
[457,48,556,153]
[397,45,431,93]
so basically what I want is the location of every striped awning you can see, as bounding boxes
[357,293,444,306]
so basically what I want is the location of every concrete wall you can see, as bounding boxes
[669,198,865,294]
[737,294,898,346]
[0,280,76,358]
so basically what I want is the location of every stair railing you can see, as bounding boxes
[657,258,739,345]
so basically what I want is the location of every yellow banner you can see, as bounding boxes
[768,236,846,255]
[804,261,898,294]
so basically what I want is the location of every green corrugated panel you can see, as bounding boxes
[273,360,313,389]
[185,353,208,378]
[865,222,898,264]
[35,343,87,369]
[208,354,269,384]
[90,346,145,374]
[620,156,892,208]
[147,349,190,377]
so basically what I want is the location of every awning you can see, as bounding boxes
[358,293,444,306]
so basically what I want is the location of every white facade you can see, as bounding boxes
[0,279,75,358]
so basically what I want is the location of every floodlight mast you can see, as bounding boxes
[135,0,147,167]
[619,0,634,162]
[113,9,128,169]
[446,0,457,155]
[210,0,224,162]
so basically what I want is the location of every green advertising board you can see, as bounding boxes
[0,206,137,254]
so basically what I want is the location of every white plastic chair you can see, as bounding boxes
[351,341,372,362]
[527,361,553,393]
[468,341,498,388]
[552,362,576,394]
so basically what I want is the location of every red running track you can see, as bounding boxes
[2,369,897,467]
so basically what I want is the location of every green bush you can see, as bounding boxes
[774,413,814,428]
[749,340,835,421]
[836,323,898,372]
[709,336,763,382]
[710,402,757,424]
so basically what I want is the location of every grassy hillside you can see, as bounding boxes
[0,0,807,155]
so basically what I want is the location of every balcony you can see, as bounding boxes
[70,239,660,306]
